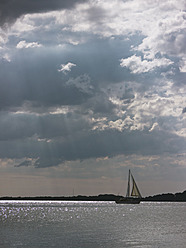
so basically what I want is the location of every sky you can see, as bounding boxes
[0,0,185,197]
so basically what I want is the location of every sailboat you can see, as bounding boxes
[115,169,142,204]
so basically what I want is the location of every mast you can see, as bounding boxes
[126,169,130,197]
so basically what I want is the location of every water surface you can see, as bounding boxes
[0,201,186,248]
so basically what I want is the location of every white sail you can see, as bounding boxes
[125,170,142,198]
[130,173,142,198]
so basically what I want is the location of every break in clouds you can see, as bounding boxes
[0,0,185,171]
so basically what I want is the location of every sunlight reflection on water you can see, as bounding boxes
[0,201,186,248]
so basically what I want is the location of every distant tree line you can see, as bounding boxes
[143,190,186,202]
[0,194,120,201]
[0,191,186,202]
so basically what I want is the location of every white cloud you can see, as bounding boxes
[7,0,184,77]
[16,40,42,49]
[58,62,76,74]
[0,31,7,45]
[108,119,125,131]
[96,78,185,136]
[120,55,173,74]
[7,0,185,61]
[0,28,10,60]
[149,122,159,132]
[179,55,186,72]
[11,15,36,33]
[3,53,11,62]
[135,10,186,72]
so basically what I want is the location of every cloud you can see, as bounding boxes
[0,127,185,169]
[4,0,184,80]
[0,0,185,173]
[120,55,173,74]
[34,157,64,168]
[0,0,85,27]
[0,111,92,141]
[179,58,186,72]
[16,40,42,49]
[65,74,94,94]
[15,159,33,167]
[58,62,76,74]
[149,122,160,132]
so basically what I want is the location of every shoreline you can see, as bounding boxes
[0,190,186,202]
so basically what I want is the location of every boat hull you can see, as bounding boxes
[115,197,141,204]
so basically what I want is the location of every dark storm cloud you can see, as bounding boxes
[182,107,186,114]
[82,94,116,114]
[1,127,185,168]
[0,112,93,141]
[86,6,108,23]
[15,160,32,167]
[4,109,185,167]
[0,0,185,173]
[0,0,85,26]
[34,157,64,168]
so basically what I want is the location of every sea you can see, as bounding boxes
[0,201,186,248]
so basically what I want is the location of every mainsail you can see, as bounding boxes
[131,173,142,198]
[127,170,142,198]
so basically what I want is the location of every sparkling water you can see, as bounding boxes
[0,201,186,248]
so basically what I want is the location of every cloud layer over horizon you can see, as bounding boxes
[0,0,185,196]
